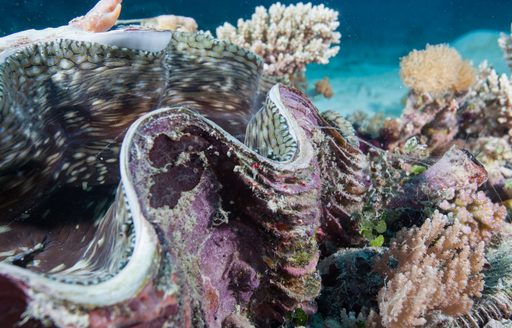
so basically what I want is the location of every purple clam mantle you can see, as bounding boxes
[119,84,367,326]
[0,19,367,325]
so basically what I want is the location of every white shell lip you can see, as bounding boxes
[0,124,161,307]
[122,86,315,174]
[266,84,315,169]
[0,26,173,64]
[0,212,159,307]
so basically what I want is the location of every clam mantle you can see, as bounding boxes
[0,23,367,327]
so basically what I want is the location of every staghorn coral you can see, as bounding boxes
[216,2,340,80]
[437,183,506,246]
[400,44,476,96]
[375,211,486,328]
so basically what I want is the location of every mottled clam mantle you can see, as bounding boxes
[0,25,367,327]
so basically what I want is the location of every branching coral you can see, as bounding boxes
[375,211,486,328]
[383,61,512,158]
[499,26,512,72]
[400,44,476,96]
[357,47,475,154]
[453,235,512,326]
[437,183,506,245]
[216,2,340,80]
[468,136,512,200]
[378,61,512,164]
[459,62,512,139]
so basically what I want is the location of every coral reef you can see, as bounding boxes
[377,56,512,160]
[399,44,476,96]
[3,1,512,327]
[437,182,506,245]
[0,0,367,324]
[459,62,512,140]
[216,2,340,80]
[374,211,486,328]
[454,231,512,326]
[499,26,512,71]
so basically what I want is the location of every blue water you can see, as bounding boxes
[2,0,511,115]
[1,0,510,40]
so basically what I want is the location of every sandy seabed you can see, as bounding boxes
[307,29,509,117]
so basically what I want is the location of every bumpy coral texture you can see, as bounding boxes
[460,62,512,139]
[400,44,476,95]
[468,136,512,200]
[375,211,485,328]
[437,183,506,245]
[216,2,340,79]
[499,27,512,71]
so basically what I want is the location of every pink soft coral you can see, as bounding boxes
[374,211,485,328]
[438,183,506,245]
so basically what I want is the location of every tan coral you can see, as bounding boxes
[216,2,340,79]
[400,44,476,95]
[315,77,334,98]
[116,15,197,32]
[375,211,486,328]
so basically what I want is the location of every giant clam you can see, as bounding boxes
[0,3,367,327]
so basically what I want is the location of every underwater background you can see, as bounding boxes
[2,0,512,115]
[2,1,512,326]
